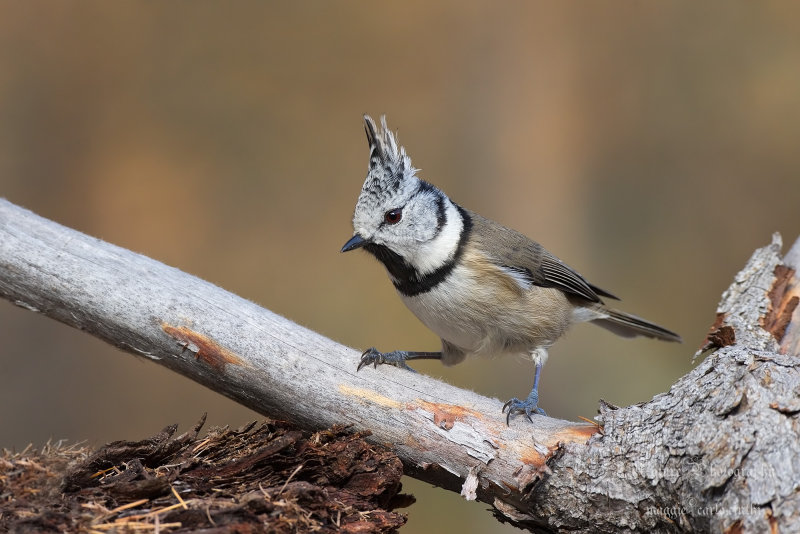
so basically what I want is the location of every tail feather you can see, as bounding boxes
[591,308,682,343]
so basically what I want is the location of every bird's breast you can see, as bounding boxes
[399,248,573,358]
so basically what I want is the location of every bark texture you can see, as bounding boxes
[1,198,799,532]
[515,234,799,533]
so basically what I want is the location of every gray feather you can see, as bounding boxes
[467,210,616,303]
[592,308,682,342]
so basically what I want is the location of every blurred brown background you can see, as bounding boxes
[1,2,799,532]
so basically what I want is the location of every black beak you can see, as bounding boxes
[341,234,368,252]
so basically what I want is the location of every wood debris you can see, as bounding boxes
[1,415,410,533]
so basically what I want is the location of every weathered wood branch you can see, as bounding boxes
[1,198,799,532]
[0,199,594,520]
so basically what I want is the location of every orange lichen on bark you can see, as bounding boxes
[337,384,404,409]
[414,399,485,430]
[161,324,247,372]
[514,423,600,467]
[410,398,598,467]
[548,424,601,445]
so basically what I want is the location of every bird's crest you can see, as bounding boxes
[362,115,416,193]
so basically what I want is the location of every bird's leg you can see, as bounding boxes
[357,348,442,373]
[503,359,547,424]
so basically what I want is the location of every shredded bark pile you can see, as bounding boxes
[1,415,411,533]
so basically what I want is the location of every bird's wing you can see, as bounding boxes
[467,210,618,303]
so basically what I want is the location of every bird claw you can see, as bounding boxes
[357,348,417,373]
[502,394,547,425]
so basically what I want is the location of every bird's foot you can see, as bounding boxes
[357,348,417,372]
[502,390,547,424]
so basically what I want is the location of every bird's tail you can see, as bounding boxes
[590,307,682,343]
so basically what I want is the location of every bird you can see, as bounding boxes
[341,115,681,424]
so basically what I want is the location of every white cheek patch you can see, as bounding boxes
[409,201,463,275]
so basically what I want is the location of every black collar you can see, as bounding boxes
[364,205,472,297]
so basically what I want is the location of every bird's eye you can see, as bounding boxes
[384,208,403,225]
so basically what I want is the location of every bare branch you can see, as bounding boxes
[2,198,798,532]
[0,199,593,517]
